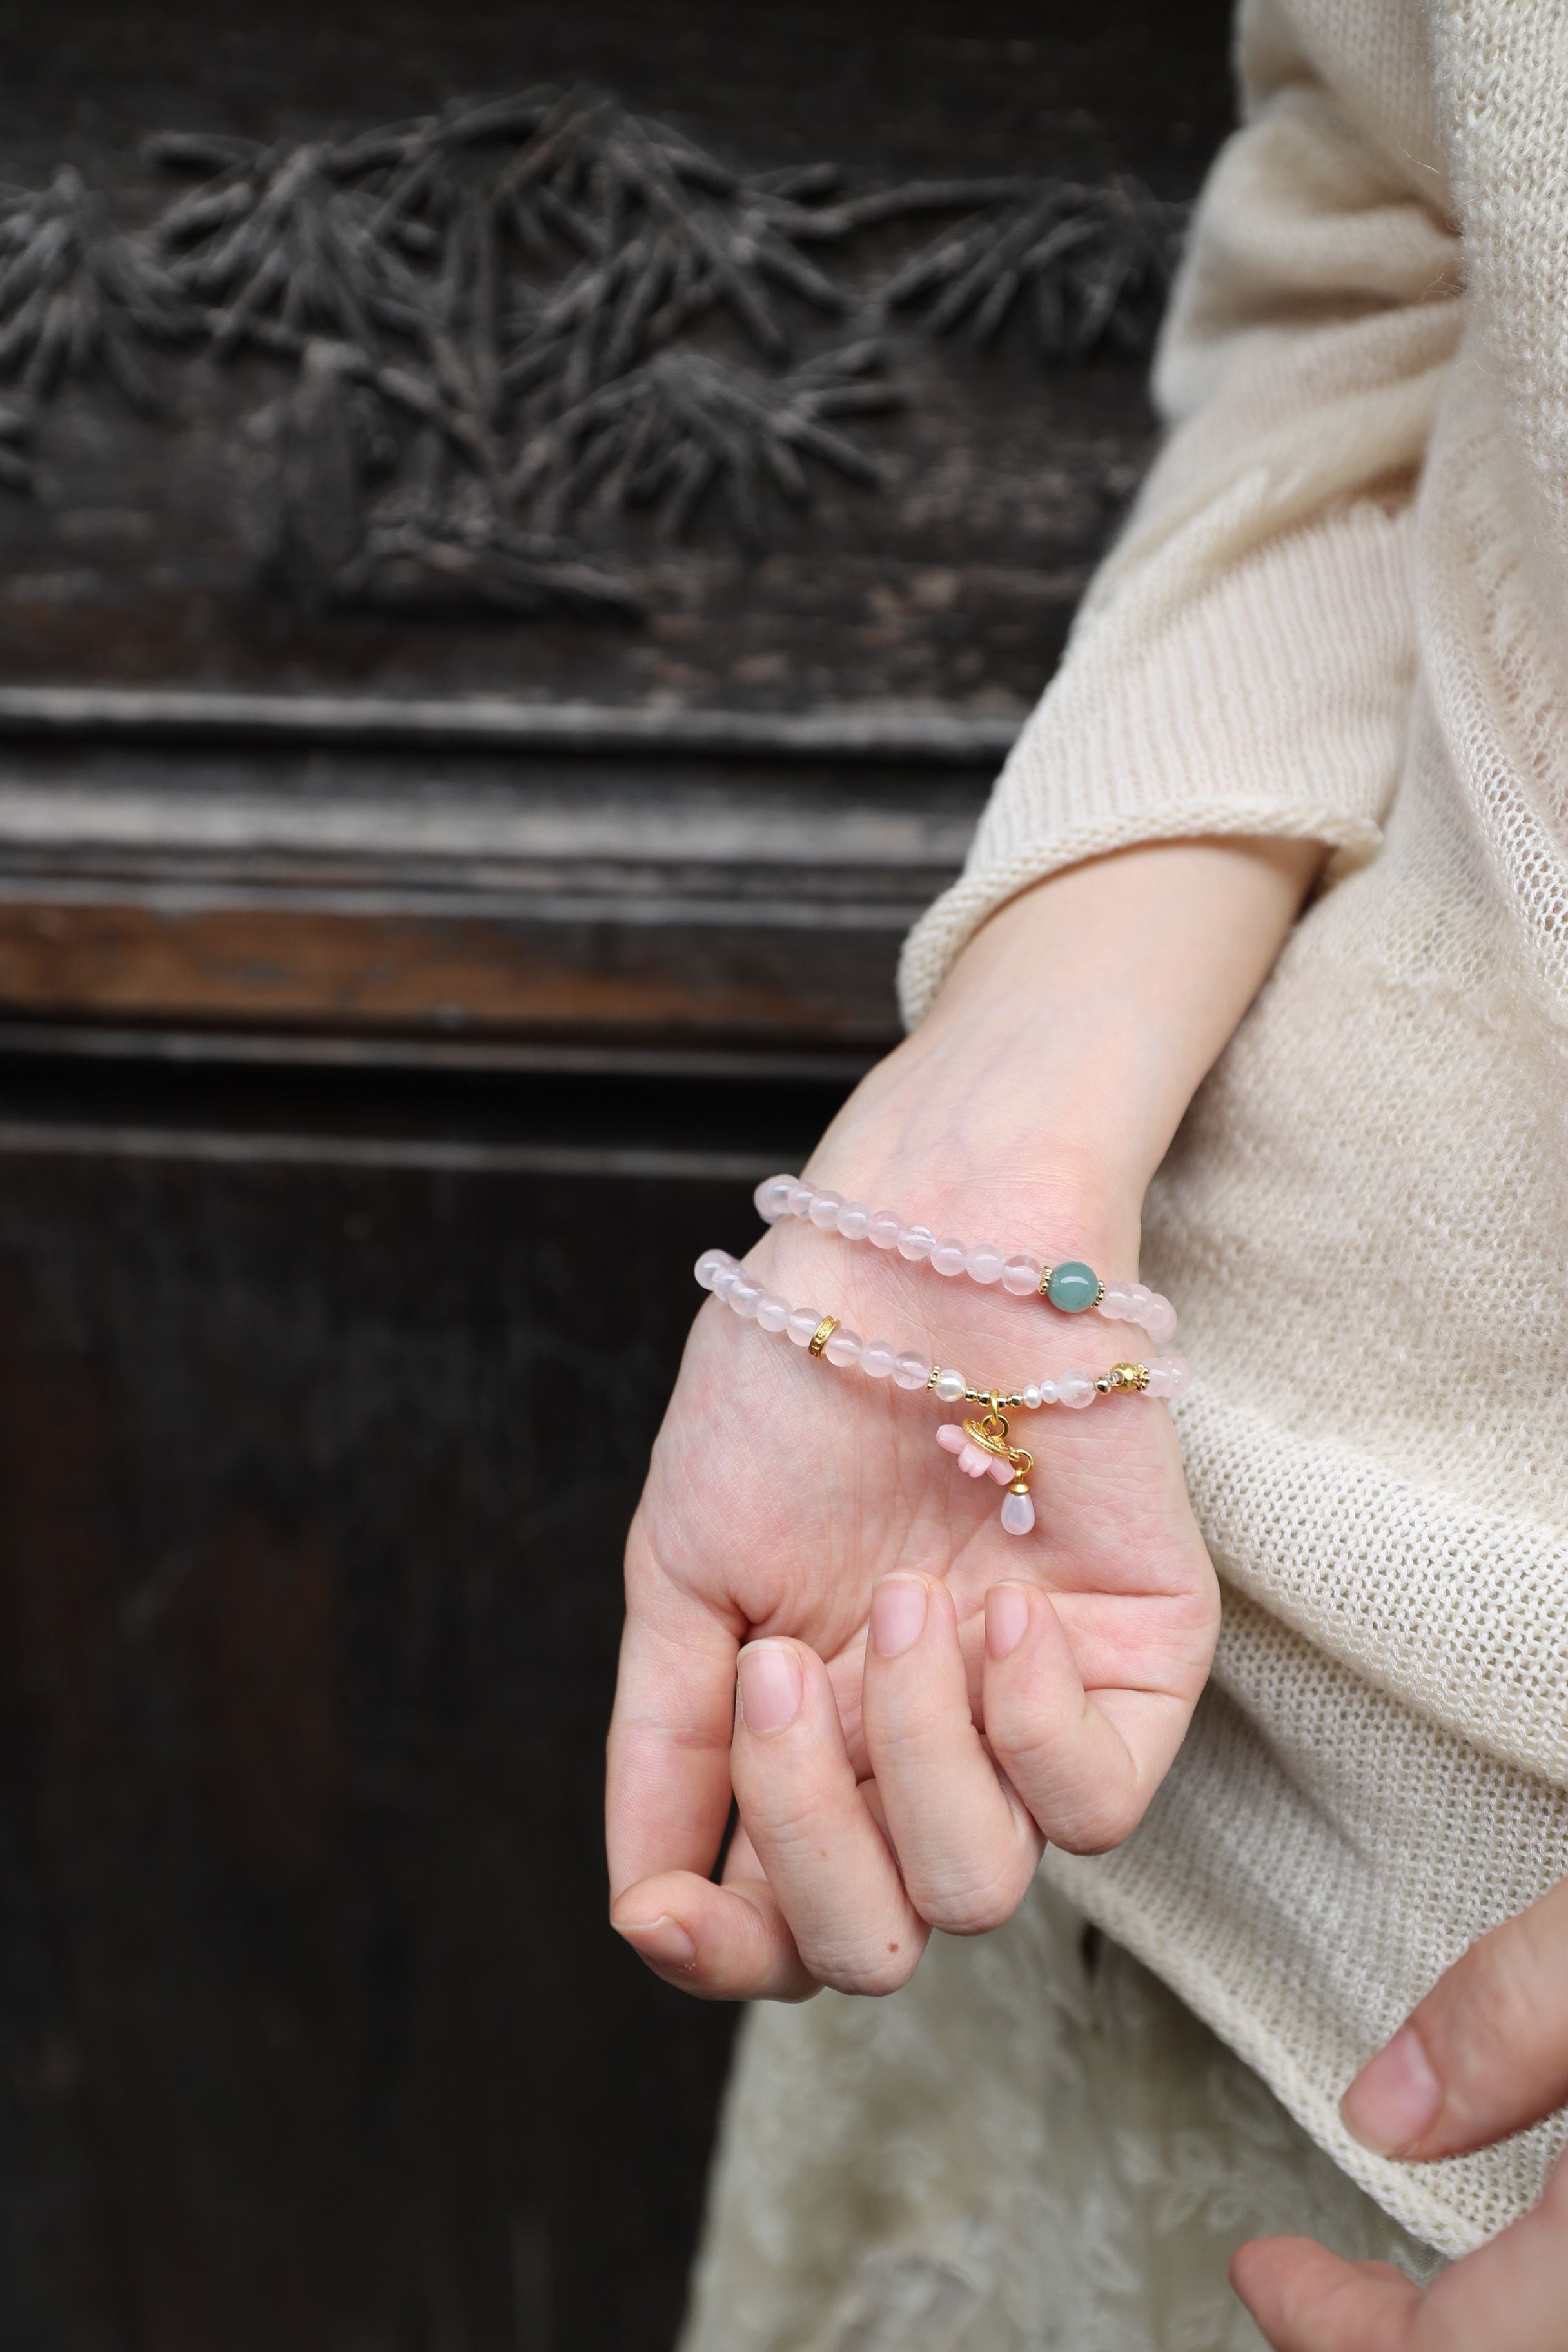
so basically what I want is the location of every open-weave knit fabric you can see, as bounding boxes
[681,1880,1438,2352]
[891,0,1568,2262]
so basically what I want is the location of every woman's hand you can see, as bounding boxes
[607,836,1326,2004]
[607,1165,1217,2001]
[1233,1880,1568,2348]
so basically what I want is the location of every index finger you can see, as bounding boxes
[605,1527,817,2001]
[1341,1878,1568,2161]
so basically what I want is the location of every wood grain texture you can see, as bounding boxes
[0,1,1235,2346]
[0,1120,812,2351]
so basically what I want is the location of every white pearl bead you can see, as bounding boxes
[930,1236,966,1276]
[897,1223,935,1261]
[1057,1367,1096,1408]
[753,1175,796,1223]
[809,1190,844,1229]
[934,1366,968,1402]
[894,1350,931,1389]
[860,1340,897,1378]
[787,1306,822,1346]
[867,1209,903,1250]
[965,1242,1006,1285]
[1037,1378,1058,1404]
[694,1248,734,1289]
[1023,1382,1042,1409]
[787,1182,814,1218]
[1002,1253,1043,1297]
[836,1200,872,1240]
[755,1292,790,1332]
[824,1326,863,1368]
[1000,1489,1035,1536]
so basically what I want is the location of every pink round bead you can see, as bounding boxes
[712,1263,741,1300]
[1099,1281,1136,1320]
[755,1292,791,1333]
[1057,1367,1096,1409]
[894,1349,931,1389]
[859,1339,897,1379]
[787,1182,814,1218]
[965,1242,1006,1286]
[1141,1295,1179,1345]
[694,1248,734,1289]
[867,1210,903,1250]
[836,1200,872,1240]
[930,1236,967,1277]
[1002,1253,1043,1297]
[808,1190,844,1229]
[729,1277,763,1318]
[823,1326,863,1368]
[1146,1354,1193,1400]
[787,1306,823,1346]
[753,1175,796,1223]
[897,1223,935,1261]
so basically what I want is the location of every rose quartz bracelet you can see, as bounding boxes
[695,1248,1191,1538]
[751,1173,1177,1346]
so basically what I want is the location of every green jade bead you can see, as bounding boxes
[1046,1260,1100,1314]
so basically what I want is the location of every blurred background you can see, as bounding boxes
[0,4,1229,2344]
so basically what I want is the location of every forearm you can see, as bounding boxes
[808,834,1326,1244]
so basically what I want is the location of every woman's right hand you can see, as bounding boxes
[605,837,1326,2003]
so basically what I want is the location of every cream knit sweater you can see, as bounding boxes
[900,0,1568,2262]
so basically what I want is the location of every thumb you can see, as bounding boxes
[1341,1879,1568,2162]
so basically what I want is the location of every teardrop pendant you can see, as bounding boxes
[1000,1485,1035,1536]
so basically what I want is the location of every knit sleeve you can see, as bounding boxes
[897,0,1463,1025]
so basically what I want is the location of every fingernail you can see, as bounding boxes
[612,1913,696,1969]
[870,1575,928,1658]
[1341,2024,1442,2155]
[737,1642,803,1732]
[986,1582,1031,1661]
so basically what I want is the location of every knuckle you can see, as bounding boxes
[816,1941,919,1998]
[919,1882,1021,1937]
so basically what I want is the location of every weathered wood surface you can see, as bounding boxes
[0,1070,833,2351]
[0,0,1231,716]
[0,2,1234,2346]
[0,739,985,1044]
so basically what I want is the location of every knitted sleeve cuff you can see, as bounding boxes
[897,491,1416,1027]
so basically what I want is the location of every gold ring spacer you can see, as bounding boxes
[808,1315,839,1357]
[1037,1265,1054,1298]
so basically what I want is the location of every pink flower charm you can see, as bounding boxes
[936,1423,1015,1485]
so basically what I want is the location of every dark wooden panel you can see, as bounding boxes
[0,0,1231,718]
[0,1072,843,2352]
[0,734,986,1047]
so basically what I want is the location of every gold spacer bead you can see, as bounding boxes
[1095,1281,1106,1306]
[1037,1265,1053,1298]
[1095,1377,1111,1393]
[1106,1360,1150,1393]
[808,1315,839,1357]
[925,1364,942,1391]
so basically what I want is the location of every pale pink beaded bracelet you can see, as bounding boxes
[752,1173,1178,1346]
[695,1248,1191,1538]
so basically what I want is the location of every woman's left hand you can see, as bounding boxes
[1232,1879,1568,2347]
